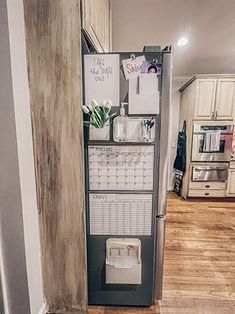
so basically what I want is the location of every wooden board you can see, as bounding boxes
[23,1,87,313]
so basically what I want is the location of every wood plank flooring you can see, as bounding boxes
[88,192,235,313]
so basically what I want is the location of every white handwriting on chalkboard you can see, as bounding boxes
[90,58,113,81]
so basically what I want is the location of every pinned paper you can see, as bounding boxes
[139,73,158,95]
[141,61,162,75]
[122,56,145,80]
[129,75,159,114]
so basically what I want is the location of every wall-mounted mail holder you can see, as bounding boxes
[106,238,142,285]
[113,117,155,143]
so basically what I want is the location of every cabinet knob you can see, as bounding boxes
[205,185,210,188]
[215,111,218,119]
[211,112,215,120]
[205,192,210,196]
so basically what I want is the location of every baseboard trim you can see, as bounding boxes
[38,303,47,314]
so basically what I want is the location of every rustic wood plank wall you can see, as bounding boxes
[23,1,87,313]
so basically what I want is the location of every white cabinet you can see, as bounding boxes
[194,78,235,121]
[81,0,111,52]
[226,169,235,196]
[215,79,235,120]
[194,79,217,120]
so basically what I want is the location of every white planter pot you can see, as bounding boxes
[89,123,110,141]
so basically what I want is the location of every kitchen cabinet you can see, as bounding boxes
[189,182,227,190]
[215,79,235,120]
[194,79,217,120]
[194,78,235,121]
[188,189,226,197]
[189,181,226,198]
[179,75,235,199]
[226,169,235,196]
[81,0,111,52]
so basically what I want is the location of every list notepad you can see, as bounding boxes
[89,194,152,236]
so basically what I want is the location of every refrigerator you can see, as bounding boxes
[83,43,172,306]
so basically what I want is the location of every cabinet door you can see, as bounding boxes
[227,170,235,196]
[81,0,111,52]
[194,79,217,120]
[215,79,235,120]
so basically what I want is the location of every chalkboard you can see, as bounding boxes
[84,54,120,107]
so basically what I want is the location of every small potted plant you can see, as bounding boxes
[82,99,117,141]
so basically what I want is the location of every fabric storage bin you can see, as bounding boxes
[89,122,110,141]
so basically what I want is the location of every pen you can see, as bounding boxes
[150,120,155,129]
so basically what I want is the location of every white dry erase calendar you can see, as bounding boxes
[84,54,120,106]
[88,145,154,191]
[89,194,152,235]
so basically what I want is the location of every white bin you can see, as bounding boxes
[106,238,141,285]
[89,123,110,141]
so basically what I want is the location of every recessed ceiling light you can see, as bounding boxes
[177,37,188,47]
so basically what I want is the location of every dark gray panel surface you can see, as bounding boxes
[87,236,154,306]
[83,50,166,306]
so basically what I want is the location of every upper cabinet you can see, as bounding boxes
[215,79,235,120]
[81,0,112,52]
[194,79,217,120]
[193,77,235,121]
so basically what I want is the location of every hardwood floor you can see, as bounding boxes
[88,192,235,314]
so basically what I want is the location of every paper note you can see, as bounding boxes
[84,54,120,106]
[129,76,159,114]
[126,119,142,141]
[122,56,145,80]
[139,73,158,95]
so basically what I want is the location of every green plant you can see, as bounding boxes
[82,100,117,128]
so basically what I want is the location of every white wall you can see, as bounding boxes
[6,1,44,313]
[110,0,235,76]
[1,0,30,312]
[167,79,189,190]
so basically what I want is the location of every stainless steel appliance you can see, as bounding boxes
[192,124,234,162]
[192,165,228,182]
[83,46,172,306]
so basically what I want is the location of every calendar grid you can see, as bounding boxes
[89,146,154,191]
[88,145,154,236]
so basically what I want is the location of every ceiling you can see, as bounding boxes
[110,0,235,76]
